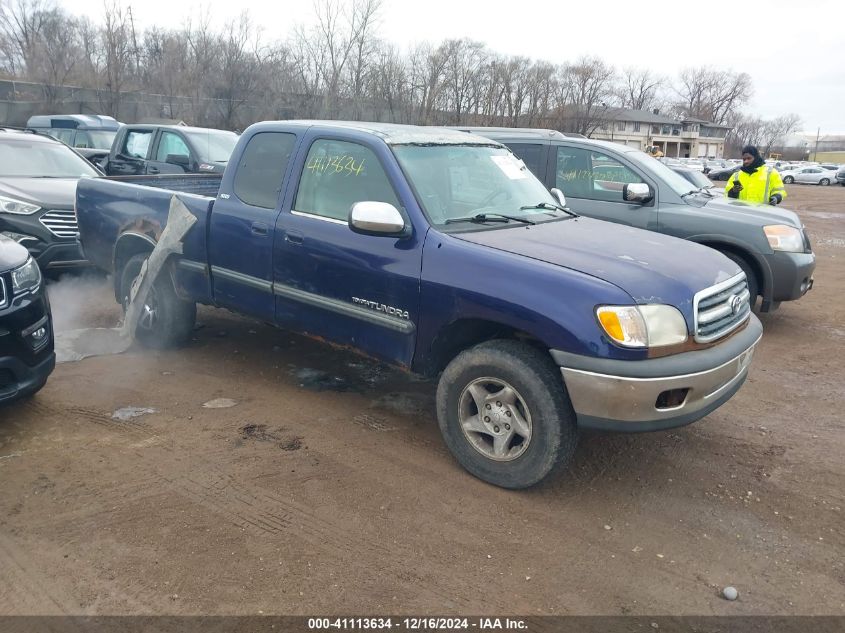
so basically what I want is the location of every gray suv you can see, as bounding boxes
[457,128,815,312]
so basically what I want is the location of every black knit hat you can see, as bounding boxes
[742,145,761,159]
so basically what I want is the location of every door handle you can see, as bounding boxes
[148,166,160,174]
[251,222,269,236]
[285,230,304,245]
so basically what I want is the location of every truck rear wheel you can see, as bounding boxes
[119,253,196,349]
[436,339,578,489]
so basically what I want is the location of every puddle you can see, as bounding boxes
[112,406,157,421]
[56,328,130,363]
[203,398,238,409]
[290,367,357,392]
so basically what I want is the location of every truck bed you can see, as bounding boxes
[76,175,217,275]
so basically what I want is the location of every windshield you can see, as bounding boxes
[626,150,705,196]
[0,140,100,177]
[392,144,561,227]
[677,169,712,189]
[184,130,239,164]
[76,130,117,150]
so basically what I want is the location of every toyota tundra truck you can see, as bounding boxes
[76,121,762,489]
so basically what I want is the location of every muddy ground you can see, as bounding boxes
[1,184,843,616]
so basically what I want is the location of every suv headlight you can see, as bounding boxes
[0,195,41,215]
[11,257,42,294]
[764,225,804,253]
[597,305,688,348]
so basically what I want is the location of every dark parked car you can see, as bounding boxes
[0,129,101,270]
[837,166,845,186]
[670,165,723,196]
[102,124,239,176]
[0,234,54,404]
[26,114,121,166]
[708,164,742,181]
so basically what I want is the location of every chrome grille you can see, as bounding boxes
[694,273,751,343]
[39,209,78,238]
[0,276,6,309]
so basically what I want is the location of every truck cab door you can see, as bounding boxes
[146,130,193,175]
[273,133,422,368]
[208,130,300,321]
[550,144,658,232]
[106,128,154,176]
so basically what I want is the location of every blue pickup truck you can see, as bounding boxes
[76,121,762,488]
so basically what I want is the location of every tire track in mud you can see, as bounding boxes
[18,397,473,609]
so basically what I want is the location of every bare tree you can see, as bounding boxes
[674,66,752,125]
[557,56,616,136]
[34,8,77,106]
[618,67,664,112]
[100,0,135,118]
[760,113,802,156]
[0,0,54,75]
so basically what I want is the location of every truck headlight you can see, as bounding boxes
[597,305,688,348]
[764,225,804,253]
[11,257,41,294]
[0,195,41,215]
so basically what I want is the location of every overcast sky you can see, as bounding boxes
[69,0,844,133]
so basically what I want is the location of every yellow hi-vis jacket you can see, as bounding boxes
[725,166,787,203]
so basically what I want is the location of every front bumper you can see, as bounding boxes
[768,250,815,303]
[0,351,55,403]
[551,315,763,432]
[0,210,89,270]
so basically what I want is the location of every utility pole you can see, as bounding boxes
[812,126,820,161]
[128,5,141,77]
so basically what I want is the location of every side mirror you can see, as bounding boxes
[550,187,567,208]
[623,182,652,204]
[166,154,190,167]
[349,201,408,237]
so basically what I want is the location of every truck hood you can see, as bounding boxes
[452,216,741,305]
[701,196,803,227]
[0,233,29,270]
[0,177,79,209]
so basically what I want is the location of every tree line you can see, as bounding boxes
[0,0,801,154]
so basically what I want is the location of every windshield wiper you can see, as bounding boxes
[445,212,535,225]
[520,201,578,217]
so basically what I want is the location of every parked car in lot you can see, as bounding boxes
[780,165,838,185]
[0,129,101,271]
[0,234,54,405]
[670,165,723,196]
[26,114,121,167]
[102,124,239,176]
[77,121,762,489]
[456,127,815,312]
[837,166,845,186]
[707,164,741,181]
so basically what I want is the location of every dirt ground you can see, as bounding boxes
[1,184,843,616]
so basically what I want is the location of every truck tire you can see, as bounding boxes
[119,253,196,349]
[436,339,578,489]
[720,251,759,308]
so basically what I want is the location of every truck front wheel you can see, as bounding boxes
[119,253,196,349]
[436,340,578,489]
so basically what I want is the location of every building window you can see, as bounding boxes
[616,121,626,131]
[652,125,660,134]
[633,122,641,132]
[661,125,671,135]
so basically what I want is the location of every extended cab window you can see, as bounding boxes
[124,130,153,158]
[555,146,645,202]
[155,132,190,162]
[233,132,297,209]
[294,139,400,221]
[506,143,544,178]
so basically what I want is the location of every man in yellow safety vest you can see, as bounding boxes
[726,145,787,205]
